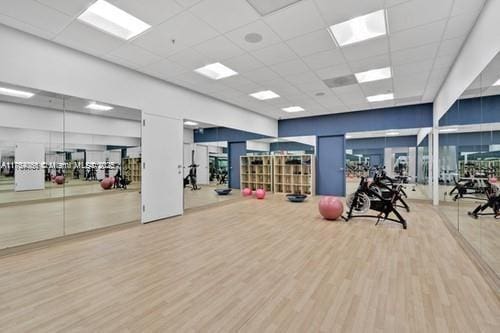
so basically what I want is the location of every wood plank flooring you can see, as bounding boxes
[0,196,499,332]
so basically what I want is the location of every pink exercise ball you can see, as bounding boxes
[255,188,266,199]
[100,177,113,190]
[54,175,65,185]
[109,176,115,184]
[318,196,344,220]
[242,188,252,196]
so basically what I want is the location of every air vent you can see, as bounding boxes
[247,0,303,16]
[323,75,357,88]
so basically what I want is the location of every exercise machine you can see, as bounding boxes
[468,183,500,219]
[184,149,200,191]
[344,176,408,229]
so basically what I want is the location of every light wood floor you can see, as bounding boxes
[0,196,499,332]
[184,184,238,210]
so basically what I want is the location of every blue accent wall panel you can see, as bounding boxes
[317,135,345,196]
[346,135,417,149]
[439,95,500,126]
[279,104,432,137]
[228,142,246,189]
[194,127,268,143]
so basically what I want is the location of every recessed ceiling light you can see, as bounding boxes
[386,131,400,136]
[249,90,280,100]
[184,121,199,126]
[439,128,458,133]
[345,134,353,139]
[86,102,113,111]
[246,0,302,16]
[194,62,238,80]
[493,79,500,86]
[367,93,394,102]
[0,87,34,99]
[328,10,387,47]
[355,67,391,83]
[78,0,151,40]
[282,106,305,113]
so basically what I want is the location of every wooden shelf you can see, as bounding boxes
[240,155,273,191]
[122,157,141,183]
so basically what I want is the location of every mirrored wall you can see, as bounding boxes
[440,52,500,278]
[0,82,141,249]
[345,128,430,201]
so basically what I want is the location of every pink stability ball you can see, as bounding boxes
[54,175,65,185]
[318,196,344,220]
[242,188,252,196]
[100,177,113,190]
[255,188,266,199]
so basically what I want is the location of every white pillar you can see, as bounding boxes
[428,132,433,198]
[432,128,439,205]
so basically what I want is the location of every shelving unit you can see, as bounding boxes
[273,154,315,195]
[240,155,273,191]
[122,157,141,183]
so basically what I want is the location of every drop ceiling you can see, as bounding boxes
[0,0,486,119]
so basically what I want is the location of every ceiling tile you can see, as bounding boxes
[132,29,188,58]
[393,59,433,77]
[103,53,141,69]
[135,11,218,49]
[224,53,263,72]
[303,49,344,70]
[341,37,389,61]
[359,78,393,96]
[189,0,260,33]
[436,37,465,58]
[294,79,330,93]
[174,0,203,8]
[0,0,72,34]
[314,0,385,25]
[220,75,260,92]
[251,42,297,66]
[0,13,55,39]
[140,58,187,79]
[391,43,439,66]
[285,29,334,57]
[315,63,352,79]
[225,20,282,51]
[168,48,215,69]
[54,21,126,56]
[263,0,325,40]
[390,20,446,51]
[108,44,162,67]
[348,54,390,73]
[388,0,453,32]
[36,0,94,16]
[333,85,366,104]
[193,35,246,60]
[241,67,281,82]
[283,71,319,84]
[270,59,310,76]
[109,0,184,26]
[443,13,479,40]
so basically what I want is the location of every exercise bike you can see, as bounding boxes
[468,183,500,219]
[344,176,408,229]
[184,149,201,191]
[371,167,410,212]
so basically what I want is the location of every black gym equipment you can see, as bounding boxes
[343,176,408,229]
[371,167,410,213]
[214,188,232,195]
[468,184,500,219]
[184,149,201,191]
[287,194,307,202]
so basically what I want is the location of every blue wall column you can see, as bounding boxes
[317,135,346,196]
[228,142,246,189]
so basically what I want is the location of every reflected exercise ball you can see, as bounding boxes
[255,188,266,199]
[242,188,252,196]
[100,177,113,190]
[318,196,344,220]
[54,175,65,185]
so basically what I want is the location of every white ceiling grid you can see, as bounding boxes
[0,0,487,119]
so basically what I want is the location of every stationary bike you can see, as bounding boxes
[184,150,201,191]
[468,182,500,219]
[344,176,408,229]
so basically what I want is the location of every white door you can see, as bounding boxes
[195,144,209,185]
[142,113,183,223]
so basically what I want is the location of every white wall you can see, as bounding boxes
[246,141,270,152]
[183,128,194,143]
[0,25,277,137]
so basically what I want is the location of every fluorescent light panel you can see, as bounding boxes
[329,10,387,47]
[493,79,500,86]
[439,128,458,133]
[250,90,280,100]
[367,93,394,102]
[386,131,400,136]
[78,0,151,40]
[184,121,199,126]
[86,102,113,111]
[0,87,34,99]
[282,106,305,113]
[194,63,238,80]
[355,67,391,83]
